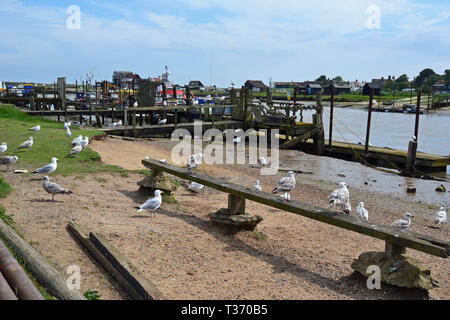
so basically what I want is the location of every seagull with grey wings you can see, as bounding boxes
[134,190,163,217]
[393,213,414,231]
[257,156,268,167]
[72,135,83,145]
[42,176,72,201]
[186,153,202,171]
[33,157,58,174]
[253,180,262,192]
[329,182,351,215]
[67,144,82,157]
[356,202,369,222]
[272,171,296,201]
[0,156,18,171]
[29,125,40,132]
[188,181,204,194]
[18,136,33,149]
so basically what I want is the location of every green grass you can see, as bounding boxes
[0,105,128,176]
[84,289,102,300]
[0,176,11,198]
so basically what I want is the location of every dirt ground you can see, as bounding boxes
[0,136,448,300]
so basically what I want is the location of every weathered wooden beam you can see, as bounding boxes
[0,219,86,300]
[142,159,450,258]
[280,127,321,150]
[67,221,165,300]
[0,271,17,300]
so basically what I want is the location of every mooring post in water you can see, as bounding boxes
[365,88,374,152]
[393,86,396,108]
[405,88,422,175]
[427,87,431,110]
[329,85,335,148]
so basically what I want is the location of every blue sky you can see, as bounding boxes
[1,0,449,87]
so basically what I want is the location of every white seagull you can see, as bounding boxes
[257,156,268,167]
[356,202,369,222]
[66,127,72,137]
[135,190,164,217]
[67,144,82,157]
[42,176,72,201]
[253,180,262,192]
[0,142,7,154]
[272,171,296,201]
[159,159,167,164]
[78,137,89,148]
[0,156,18,171]
[159,119,167,125]
[434,207,447,227]
[393,213,414,231]
[29,125,40,132]
[33,157,58,174]
[188,181,204,194]
[186,153,202,171]
[329,182,351,215]
[72,135,83,145]
[64,122,71,130]
[18,136,34,149]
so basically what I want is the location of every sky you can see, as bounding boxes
[0,0,449,87]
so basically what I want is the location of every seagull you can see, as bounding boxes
[63,122,71,130]
[329,182,351,214]
[134,190,163,217]
[253,180,262,192]
[42,176,72,201]
[434,207,447,227]
[0,156,18,171]
[72,135,83,145]
[188,181,204,194]
[108,122,118,128]
[356,202,369,222]
[78,137,89,148]
[159,159,167,164]
[272,171,296,201]
[144,156,150,160]
[393,213,414,231]
[33,157,58,174]
[117,120,123,126]
[66,127,72,137]
[18,136,33,149]
[159,119,167,125]
[257,156,267,167]
[67,144,82,157]
[233,137,241,144]
[0,142,7,154]
[29,125,40,131]
[186,153,202,171]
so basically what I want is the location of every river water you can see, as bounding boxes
[295,104,450,177]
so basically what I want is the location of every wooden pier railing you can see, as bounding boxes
[142,159,449,259]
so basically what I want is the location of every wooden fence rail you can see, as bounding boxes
[142,159,449,259]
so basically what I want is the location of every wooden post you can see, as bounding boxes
[385,242,406,259]
[329,85,335,148]
[393,86,396,108]
[427,87,431,111]
[414,88,422,141]
[364,88,374,152]
[228,194,245,215]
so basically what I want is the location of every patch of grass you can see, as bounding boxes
[0,106,127,176]
[97,177,107,183]
[84,289,102,300]
[162,193,177,204]
[120,172,129,178]
[0,205,15,227]
[0,176,12,198]
[248,229,268,240]
[168,177,181,187]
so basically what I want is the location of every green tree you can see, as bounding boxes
[316,75,327,82]
[332,76,344,85]
[395,74,409,83]
[382,80,395,91]
[422,74,443,93]
[444,70,450,85]
[414,68,436,87]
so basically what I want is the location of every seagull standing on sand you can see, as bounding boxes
[0,156,18,171]
[393,213,414,231]
[29,125,40,132]
[72,135,83,145]
[329,182,351,214]
[42,176,72,201]
[67,144,82,157]
[33,157,58,174]
[272,171,296,201]
[356,202,369,222]
[434,207,447,227]
[188,181,204,194]
[0,142,7,154]
[253,180,262,192]
[186,153,202,171]
[18,136,33,149]
[134,190,163,217]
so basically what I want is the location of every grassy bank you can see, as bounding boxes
[0,104,128,176]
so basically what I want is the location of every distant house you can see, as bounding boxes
[112,71,134,87]
[432,80,450,94]
[304,83,322,95]
[188,80,205,90]
[371,76,392,88]
[244,80,269,92]
[274,82,292,89]
[293,82,306,95]
[324,84,351,96]
[363,82,382,96]
[351,80,365,92]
